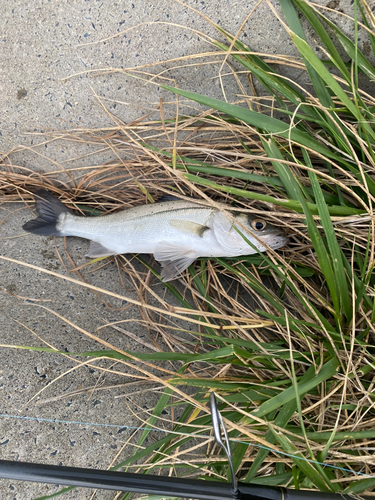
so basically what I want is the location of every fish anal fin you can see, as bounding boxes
[86,241,117,258]
[169,219,208,237]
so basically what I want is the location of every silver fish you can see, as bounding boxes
[23,190,288,281]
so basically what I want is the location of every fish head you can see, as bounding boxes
[211,211,289,256]
[231,213,289,253]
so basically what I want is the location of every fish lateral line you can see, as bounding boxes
[22,190,289,281]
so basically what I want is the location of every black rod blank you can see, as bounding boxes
[0,459,372,500]
[0,459,253,500]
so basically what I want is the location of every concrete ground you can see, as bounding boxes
[0,0,362,499]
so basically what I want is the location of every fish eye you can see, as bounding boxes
[251,218,267,231]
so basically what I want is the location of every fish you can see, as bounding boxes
[23,189,289,281]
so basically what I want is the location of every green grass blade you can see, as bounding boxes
[291,0,351,81]
[289,428,375,442]
[264,140,340,316]
[316,8,375,82]
[268,428,333,492]
[288,33,357,116]
[357,0,375,55]
[213,28,307,108]
[344,478,375,494]
[137,388,174,448]
[288,32,375,144]
[245,364,316,480]
[140,141,341,203]
[307,162,352,319]
[247,472,293,485]
[160,84,353,163]
[279,0,334,108]
[251,357,339,418]
[182,172,363,216]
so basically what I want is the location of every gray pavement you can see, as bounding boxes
[0,1,361,498]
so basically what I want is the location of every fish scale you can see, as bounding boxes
[23,190,289,281]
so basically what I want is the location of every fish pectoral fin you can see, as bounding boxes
[154,241,197,281]
[86,241,117,258]
[169,219,208,237]
[154,241,196,262]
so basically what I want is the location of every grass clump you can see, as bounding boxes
[2,0,375,498]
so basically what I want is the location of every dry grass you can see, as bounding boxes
[2,0,375,497]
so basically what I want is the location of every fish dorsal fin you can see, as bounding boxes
[169,219,208,237]
[157,194,182,202]
[86,241,117,258]
[154,241,197,281]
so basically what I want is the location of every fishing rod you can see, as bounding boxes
[0,394,370,500]
[0,458,360,500]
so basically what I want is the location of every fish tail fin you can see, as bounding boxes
[23,189,72,236]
